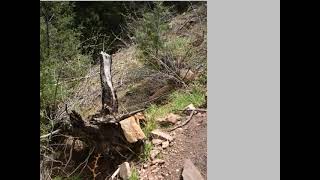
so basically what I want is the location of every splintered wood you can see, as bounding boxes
[100,51,118,114]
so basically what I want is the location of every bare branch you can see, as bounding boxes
[109,167,120,180]
[40,129,61,139]
[67,147,95,177]
[167,110,195,132]
[111,31,130,48]
[64,138,75,169]
[87,153,102,180]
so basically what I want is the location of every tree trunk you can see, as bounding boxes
[99,51,118,114]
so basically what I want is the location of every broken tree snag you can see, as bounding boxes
[100,51,118,114]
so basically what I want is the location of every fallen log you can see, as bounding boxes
[65,109,145,169]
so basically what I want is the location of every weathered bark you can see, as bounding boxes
[99,51,118,114]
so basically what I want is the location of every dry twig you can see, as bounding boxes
[64,138,75,169]
[67,147,95,177]
[40,129,62,139]
[87,153,102,180]
[108,167,120,180]
[177,108,207,112]
[167,110,195,132]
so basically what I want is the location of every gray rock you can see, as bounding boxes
[150,149,160,160]
[157,113,182,125]
[169,142,174,147]
[176,128,184,133]
[162,141,169,149]
[182,159,204,180]
[152,139,163,146]
[151,129,174,142]
[119,162,131,180]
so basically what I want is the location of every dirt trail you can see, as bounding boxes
[139,112,207,180]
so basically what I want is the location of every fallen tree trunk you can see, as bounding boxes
[67,110,143,154]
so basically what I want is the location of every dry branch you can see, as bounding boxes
[113,108,145,123]
[177,108,207,112]
[40,129,61,139]
[64,138,75,169]
[167,110,195,132]
[67,147,95,178]
[87,153,102,180]
[109,167,120,180]
[111,31,130,47]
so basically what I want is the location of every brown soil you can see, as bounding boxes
[138,112,207,180]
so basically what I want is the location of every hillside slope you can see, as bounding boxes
[56,4,207,122]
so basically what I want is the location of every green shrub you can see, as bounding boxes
[134,2,170,69]
[40,1,91,135]
[164,36,191,58]
[139,141,154,162]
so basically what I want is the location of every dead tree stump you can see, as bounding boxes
[99,51,118,114]
[46,51,147,179]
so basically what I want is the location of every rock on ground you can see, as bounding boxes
[162,141,170,149]
[151,159,165,165]
[120,116,146,143]
[152,139,163,146]
[150,149,160,160]
[151,129,174,142]
[182,159,204,180]
[157,113,182,125]
[119,162,131,180]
